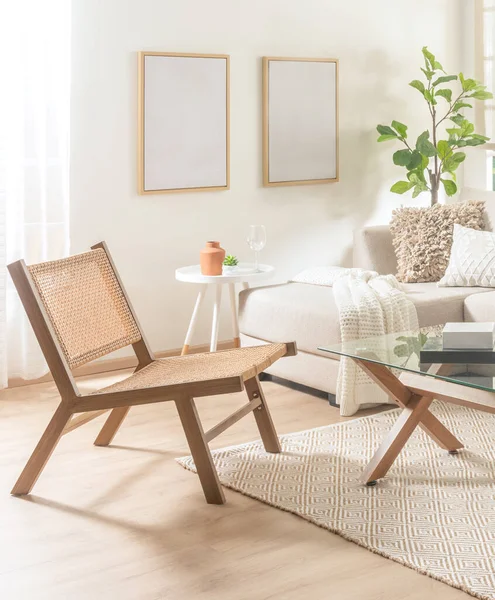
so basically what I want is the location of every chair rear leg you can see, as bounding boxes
[94,407,130,446]
[245,376,281,453]
[175,397,225,505]
[12,402,72,496]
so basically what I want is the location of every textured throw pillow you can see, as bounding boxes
[438,224,495,287]
[390,200,485,283]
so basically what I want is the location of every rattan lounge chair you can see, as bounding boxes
[8,242,297,504]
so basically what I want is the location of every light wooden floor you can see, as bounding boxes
[0,370,469,600]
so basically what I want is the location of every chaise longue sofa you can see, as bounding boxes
[238,207,495,402]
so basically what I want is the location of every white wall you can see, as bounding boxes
[70,0,463,352]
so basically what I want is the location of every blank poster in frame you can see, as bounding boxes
[262,57,339,187]
[138,52,230,194]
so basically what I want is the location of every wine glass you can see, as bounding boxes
[246,225,266,272]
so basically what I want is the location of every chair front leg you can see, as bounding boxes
[12,402,72,496]
[94,407,130,446]
[245,376,281,453]
[175,396,225,505]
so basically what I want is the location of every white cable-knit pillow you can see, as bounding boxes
[438,224,495,287]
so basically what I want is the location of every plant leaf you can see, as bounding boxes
[433,61,445,72]
[435,88,452,102]
[377,124,397,137]
[441,178,457,196]
[391,120,408,138]
[442,169,457,182]
[463,138,487,146]
[409,79,426,94]
[452,151,466,164]
[433,75,457,86]
[407,167,427,185]
[408,151,422,170]
[422,46,436,68]
[393,149,413,166]
[408,172,422,184]
[461,77,478,92]
[462,121,475,136]
[453,101,473,111]
[450,114,465,126]
[437,140,451,160]
[377,134,398,142]
[394,344,409,358]
[442,152,465,173]
[469,90,494,100]
[412,182,429,198]
[390,181,414,194]
[424,89,436,104]
[416,131,438,157]
[421,68,433,81]
[446,127,463,136]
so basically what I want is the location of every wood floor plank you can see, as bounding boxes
[0,369,469,600]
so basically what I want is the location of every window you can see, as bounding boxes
[478,0,495,188]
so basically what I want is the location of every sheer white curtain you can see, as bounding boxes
[475,0,495,143]
[0,0,71,386]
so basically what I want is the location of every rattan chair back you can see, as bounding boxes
[27,248,141,369]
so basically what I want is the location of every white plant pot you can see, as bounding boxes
[223,265,238,274]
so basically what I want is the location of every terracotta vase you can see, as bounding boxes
[200,241,225,276]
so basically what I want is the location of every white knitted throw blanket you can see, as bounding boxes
[291,267,419,416]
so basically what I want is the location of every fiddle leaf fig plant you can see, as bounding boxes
[377,47,492,205]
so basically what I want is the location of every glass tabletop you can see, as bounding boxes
[318,330,495,393]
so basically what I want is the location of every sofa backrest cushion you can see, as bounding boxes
[353,225,397,275]
[484,201,495,231]
[354,198,495,276]
[459,187,495,231]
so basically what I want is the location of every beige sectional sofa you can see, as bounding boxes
[238,223,495,401]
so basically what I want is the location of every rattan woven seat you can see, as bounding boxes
[93,344,288,395]
[8,242,297,504]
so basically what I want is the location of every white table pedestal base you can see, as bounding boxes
[181,282,247,355]
[176,263,275,355]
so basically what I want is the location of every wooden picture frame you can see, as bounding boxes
[138,52,230,195]
[262,57,339,187]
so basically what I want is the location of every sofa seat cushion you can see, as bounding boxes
[464,291,495,322]
[401,282,493,327]
[239,282,494,356]
[239,283,340,356]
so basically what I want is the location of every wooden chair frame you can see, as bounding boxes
[8,242,297,504]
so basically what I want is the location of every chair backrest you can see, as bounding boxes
[22,246,142,370]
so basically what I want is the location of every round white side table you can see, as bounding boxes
[175,263,275,354]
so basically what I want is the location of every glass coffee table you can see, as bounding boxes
[319,331,495,487]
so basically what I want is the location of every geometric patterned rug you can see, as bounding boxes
[177,402,495,600]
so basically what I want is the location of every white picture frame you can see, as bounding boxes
[262,57,339,187]
[138,52,230,194]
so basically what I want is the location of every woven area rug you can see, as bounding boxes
[177,402,495,600]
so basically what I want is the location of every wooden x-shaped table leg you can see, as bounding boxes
[353,359,464,485]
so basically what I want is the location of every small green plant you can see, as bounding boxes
[377,47,492,205]
[223,255,239,267]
